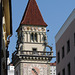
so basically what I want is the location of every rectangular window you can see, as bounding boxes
[62,68,65,75]
[57,51,60,63]
[58,72,60,75]
[67,63,71,75]
[74,33,75,46]
[32,48,37,55]
[67,40,70,53]
[62,46,65,59]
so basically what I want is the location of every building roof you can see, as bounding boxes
[20,0,47,26]
[55,9,75,43]
[50,61,56,66]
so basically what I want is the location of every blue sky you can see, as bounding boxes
[8,0,75,62]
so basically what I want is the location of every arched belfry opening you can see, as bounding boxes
[31,32,34,41]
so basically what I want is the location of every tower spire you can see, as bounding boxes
[20,0,47,26]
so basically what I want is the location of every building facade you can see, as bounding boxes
[12,0,54,75]
[8,64,14,75]
[0,0,12,75]
[55,9,75,75]
[50,62,56,75]
[7,58,14,75]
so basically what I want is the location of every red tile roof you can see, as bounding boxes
[20,0,47,26]
[10,64,13,66]
[50,62,56,66]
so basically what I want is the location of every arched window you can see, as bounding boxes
[31,33,34,41]
[43,35,46,41]
[31,33,37,42]
[35,33,37,41]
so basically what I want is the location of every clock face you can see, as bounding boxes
[28,64,42,75]
[23,63,47,75]
[32,67,40,75]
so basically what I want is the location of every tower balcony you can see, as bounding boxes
[12,50,56,63]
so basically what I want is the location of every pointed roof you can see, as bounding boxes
[20,0,47,26]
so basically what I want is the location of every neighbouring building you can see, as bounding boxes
[0,1,2,74]
[50,61,56,75]
[8,64,14,75]
[55,9,75,75]
[8,65,14,75]
[12,0,55,75]
[1,0,12,75]
[7,58,14,75]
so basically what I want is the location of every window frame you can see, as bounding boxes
[62,46,65,59]
[67,40,70,53]
[57,51,60,64]
[58,72,60,75]
[32,48,37,55]
[62,68,65,75]
[67,63,71,75]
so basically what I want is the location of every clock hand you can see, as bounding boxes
[32,68,38,75]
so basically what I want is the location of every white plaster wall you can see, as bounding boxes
[22,43,45,51]
[50,66,56,75]
[8,70,14,75]
[8,66,14,75]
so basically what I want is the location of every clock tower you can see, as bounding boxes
[12,0,54,75]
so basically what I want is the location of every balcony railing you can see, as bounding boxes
[12,50,56,64]
[12,50,53,57]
